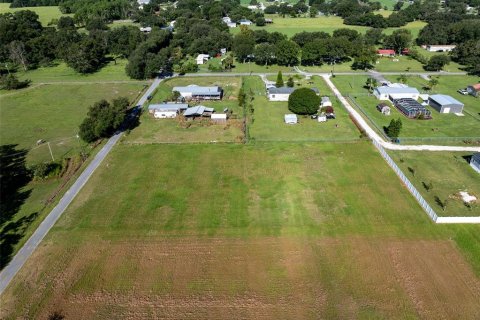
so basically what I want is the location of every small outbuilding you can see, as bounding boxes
[284,114,298,124]
[428,94,464,114]
[377,49,395,56]
[184,105,215,118]
[376,103,391,115]
[211,113,227,123]
[196,54,210,65]
[320,96,332,107]
[317,115,327,122]
[470,153,480,174]
[425,45,456,52]
[239,19,253,25]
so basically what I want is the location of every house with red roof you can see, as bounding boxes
[377,49,395,57]
[467,84,480,97]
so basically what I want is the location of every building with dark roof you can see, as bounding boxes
[470,153,480,174]
[428,94,464,114]
[173,85,223,100]
[393,98,431,119]
[267,87,319,101]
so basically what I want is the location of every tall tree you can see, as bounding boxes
[276,71,284,87]
[384,29,412,55]
[275,40,300,66]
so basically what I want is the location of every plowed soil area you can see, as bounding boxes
[2,238,479,319]
[1,143,479,319]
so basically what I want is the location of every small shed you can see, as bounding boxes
[470,153,480,174]
[184,105,214,117]
[317,115,327,122]
[284,114,298,124]
[196,54,210,65]
[376,103,391,115]
[428,94,464,114]
[211,113,227,123]
[320,96,332,107]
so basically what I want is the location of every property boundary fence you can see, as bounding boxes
[372,140,480,224]
[372,140,439,222]
[346,95,391,141]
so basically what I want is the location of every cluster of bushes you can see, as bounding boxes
[0,74,31,90]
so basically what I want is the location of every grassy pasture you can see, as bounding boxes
[246,76,360,141]
[1,142,480,319]
[230,15,426,38]
[126,77,244,144]
[389,151,480,217]
[0,83,145,266]
[0,3,70,26]
[332,75,480,142]
[15,59,136,84]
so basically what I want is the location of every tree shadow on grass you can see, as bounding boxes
[0,144,34,269]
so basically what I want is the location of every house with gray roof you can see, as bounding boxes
[374,86,420,101]
[183,106,215,117]
[268,87,319,101]
[428,94,464,114]
[148,103,188,118]
[173,85,223,100]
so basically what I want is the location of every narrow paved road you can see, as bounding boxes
[322,75,480,152]
[0,77,163,296]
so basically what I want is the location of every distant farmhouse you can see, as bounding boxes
[470,153,480,174]
[377,49,395,57]
[222,17,237,28]
[148,103,188,118]
[239,19,253,25]
[373,84,420,101]
[196,54,210,65]
[428,94,464,114]
[267,87,319,101]
[425,45,456,52]
[173,85,223,100]
[467,84,480,97]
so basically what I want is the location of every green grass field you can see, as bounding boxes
[0,3,70,26]
[1,142,480,319]
[0,82,146,268]
[332,75,480,142]
[230,15,426,38]
[389,151,480,217]
[14,59,136,84]
[247,76,360,141]
[1,83,146,163]
[126,77,244,144]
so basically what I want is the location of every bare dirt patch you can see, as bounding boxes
[2,237,479,319]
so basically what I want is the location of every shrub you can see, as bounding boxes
[288,88,320,115]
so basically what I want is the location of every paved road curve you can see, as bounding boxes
[0,77,163,296]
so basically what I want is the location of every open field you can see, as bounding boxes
[389,151,480,217]
[332,75,480,142]
[0,3,70,26]
[0,83,146,163]
[126,77,244,144]
[1,142,480,319]
[0,83,145,267]
[198,57,294,74]
[15,59,136,84]
[247,76,360,141]
[230,15,426,38]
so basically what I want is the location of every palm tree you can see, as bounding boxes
[428,78,439,91]
[365,77,378,92]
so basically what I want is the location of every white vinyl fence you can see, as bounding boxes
[372,140,439,222]
[372,140,480,224]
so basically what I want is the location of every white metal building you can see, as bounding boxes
[373,86,420,101]
[284,114,298,124]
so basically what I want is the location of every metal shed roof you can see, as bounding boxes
[173,86,221,95]
[269,87,319,94]
[148,103,189,111]
[375,86,420,95]
[429,94,464,106]
[183,106,205,116]
[473,153,480,162]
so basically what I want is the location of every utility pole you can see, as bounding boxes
[47,142,55,162]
